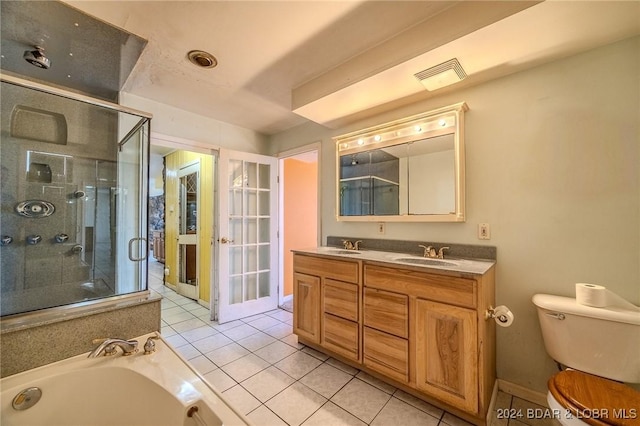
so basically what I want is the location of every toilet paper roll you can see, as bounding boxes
[576,283,607,307]
[575,283,640,311]
[493,305,514,327]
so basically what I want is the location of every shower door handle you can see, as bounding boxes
[128,237,148,262]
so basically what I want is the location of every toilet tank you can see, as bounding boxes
[532,294,640,383]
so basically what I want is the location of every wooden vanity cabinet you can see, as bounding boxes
[363,263,495,421]
[293,254,361,362]
[293,252,495,425]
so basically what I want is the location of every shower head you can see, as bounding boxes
[23,46,51,69]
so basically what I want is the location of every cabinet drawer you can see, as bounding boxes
[322,313,359,361]
[364,264,477,308]
[323,279,358,321]
[363,288,408,338]
[363,327,408,383]
[294,254,359,284]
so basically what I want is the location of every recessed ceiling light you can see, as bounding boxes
[187,50,218,69]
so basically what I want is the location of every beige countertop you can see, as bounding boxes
[292,246,495,276]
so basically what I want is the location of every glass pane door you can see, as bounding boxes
[116,120,148,294]
[177,163,199,300]
[218,149,277,323]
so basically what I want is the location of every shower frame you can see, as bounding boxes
[0,73,153,328]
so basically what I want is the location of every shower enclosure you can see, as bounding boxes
[0,76,150,317]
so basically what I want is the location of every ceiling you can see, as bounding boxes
[0,0,146,101]
[3,1,640,136]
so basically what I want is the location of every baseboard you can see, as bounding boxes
[497,379,548,407]
[281,294,293,305]
[485,380,499,424]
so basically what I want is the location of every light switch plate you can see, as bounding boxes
[478,223,491,240]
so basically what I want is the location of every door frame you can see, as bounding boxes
[277,142,322,307]
[149,132,218,310]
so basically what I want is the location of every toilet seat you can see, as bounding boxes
[548,370,640,426]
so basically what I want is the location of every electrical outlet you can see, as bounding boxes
[377,222,385,235]
[478,223,491,240]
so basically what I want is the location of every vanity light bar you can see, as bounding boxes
[337,114,456,152]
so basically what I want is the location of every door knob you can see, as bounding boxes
[219,237,234,244]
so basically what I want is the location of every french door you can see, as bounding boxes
[217,149,278,323]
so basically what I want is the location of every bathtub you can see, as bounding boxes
[0,332,249,426]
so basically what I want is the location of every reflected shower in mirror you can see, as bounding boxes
[335,102,467,222]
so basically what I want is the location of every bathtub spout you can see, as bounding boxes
[88,338,139,358]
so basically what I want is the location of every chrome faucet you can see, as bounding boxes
[437,247,450,259]
[88,338,139,358]
[419,245,450,259]
[419,245,437,258]
[342,240,362,250]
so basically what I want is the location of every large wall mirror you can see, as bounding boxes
[334,102,467,222]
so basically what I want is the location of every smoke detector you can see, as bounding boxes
[414,58,466,91]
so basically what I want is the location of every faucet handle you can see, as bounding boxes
[437,247,450,259]
[418,245,436,258]
[144,336,160,355]
[342,240,353,249]
[353,240,362,250]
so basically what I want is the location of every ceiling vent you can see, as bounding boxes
[414,58,466,91]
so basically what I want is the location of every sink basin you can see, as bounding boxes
[394,257,457,267]
[326,249,361,255]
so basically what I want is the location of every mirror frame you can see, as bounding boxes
[334,102,467,222]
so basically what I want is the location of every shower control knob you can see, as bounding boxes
[72,245,83,254]
[27,235,42,245]
[55,233,69,243]
[1,235,13,246]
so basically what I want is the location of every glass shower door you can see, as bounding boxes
[115,119,148,294]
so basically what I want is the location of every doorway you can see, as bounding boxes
[279,145,320,311]
[149,133,216,309]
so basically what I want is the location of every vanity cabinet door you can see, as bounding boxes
[415,299,478,414]
[293,272,320,344]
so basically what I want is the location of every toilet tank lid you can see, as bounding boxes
[532,294,640,326]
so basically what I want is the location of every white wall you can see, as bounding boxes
[120,92,270,154]
[269,36,640,393]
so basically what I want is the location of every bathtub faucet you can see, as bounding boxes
[88,338,139,358]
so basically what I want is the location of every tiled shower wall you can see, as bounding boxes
[0,82,119,316]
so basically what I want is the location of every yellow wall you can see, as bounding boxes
[164,151,214,303]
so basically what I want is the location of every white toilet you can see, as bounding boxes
[532,294,640,426]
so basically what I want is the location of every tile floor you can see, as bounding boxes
[148,260,555,426]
